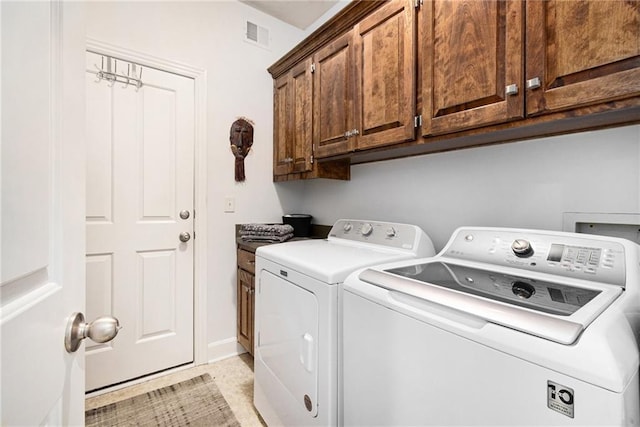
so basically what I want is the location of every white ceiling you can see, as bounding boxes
[240,0,339,29]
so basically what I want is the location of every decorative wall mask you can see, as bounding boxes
[229,118,254,182]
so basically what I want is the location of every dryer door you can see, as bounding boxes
[257,270,319,417]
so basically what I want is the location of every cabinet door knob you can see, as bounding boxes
[505,84,519,96]
[526,77,541,90]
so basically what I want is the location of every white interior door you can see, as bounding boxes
[1,1,86,425]
[85,51,195,391]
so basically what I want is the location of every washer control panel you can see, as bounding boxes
[445,228,626,287]
[329,219,421,251]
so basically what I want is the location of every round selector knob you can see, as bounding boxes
[512,281,536,299]
[361,223,373,236]
[343,223,353,232]
[511,239,534,257]
[386,227,397,237]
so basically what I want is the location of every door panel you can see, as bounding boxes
[422,0,524,135]
[1,1,86,425]
[526,0,640,115]
[273,59,313,176]
[85,51,195,391]
[258,271,319,417]
[355,0,416,150]
[290,59,313,173]
[273,74,291,176]
[313,31,355,158]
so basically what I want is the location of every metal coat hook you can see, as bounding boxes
[93,55,144,91]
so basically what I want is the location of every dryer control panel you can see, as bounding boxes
[444,228,627,287]
[328,219,434,256]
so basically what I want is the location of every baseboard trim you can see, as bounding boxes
[207,337,247,363]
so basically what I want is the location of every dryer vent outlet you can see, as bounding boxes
[246,21,270,49]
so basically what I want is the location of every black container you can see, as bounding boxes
[283,214,313,237]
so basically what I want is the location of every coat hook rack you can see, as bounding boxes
[94,55,144,91]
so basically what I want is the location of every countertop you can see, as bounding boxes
[235,223,331,253]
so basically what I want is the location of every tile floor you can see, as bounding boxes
[85,353,265,426]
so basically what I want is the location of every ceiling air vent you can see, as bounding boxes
[245,20,270,49]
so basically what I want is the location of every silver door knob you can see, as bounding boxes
[179,232,191,242]
[179,209,190,220]
[65,312,121,353]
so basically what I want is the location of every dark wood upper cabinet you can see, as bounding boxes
[290,60,314,173]
[273,59,314,177]
[421,0,524,136]
[313,31,355,158]
[525,0,640,115]
[273,73,291,176]
[354,0,417,151]
[268,0,639,178]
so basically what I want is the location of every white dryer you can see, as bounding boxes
[253,219,435,426]
[342,227,640,426]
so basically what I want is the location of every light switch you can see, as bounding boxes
[224,197,235,213]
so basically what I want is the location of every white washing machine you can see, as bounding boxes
[253,219,435,426]
[342,227,640,426]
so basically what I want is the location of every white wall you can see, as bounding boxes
[293,125,640,250]
[85,1,308,360]
[85,1,640,363]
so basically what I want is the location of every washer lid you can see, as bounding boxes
[256,239,415,284]
[358,259,624,345]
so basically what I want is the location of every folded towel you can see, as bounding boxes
[240,223,294,237]
[240,233,294,243]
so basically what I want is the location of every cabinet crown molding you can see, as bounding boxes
[267,0,385,78]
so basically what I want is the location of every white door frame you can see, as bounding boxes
[85,38,208,367]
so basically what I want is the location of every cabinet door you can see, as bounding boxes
[237,268,254,355]
[526,1,640,115]
[290,59,314,173]
[273,74,292,176]
[421,0,524,136]
[313,31,355,158]
[354,0,416,151]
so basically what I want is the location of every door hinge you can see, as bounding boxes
[257,331,261,347]
[415,0,423,9]
[414,115,423,128]
[310,63,316,73]
[310,154,314,164]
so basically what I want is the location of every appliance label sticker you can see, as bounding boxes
[547,381,574,418]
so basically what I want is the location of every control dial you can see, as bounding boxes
[512,281,535,299]
[343,223,353,232]
[511,239,534,258]
[361,223,373,236]
[386,227,396,237]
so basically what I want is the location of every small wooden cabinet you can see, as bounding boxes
[274,59,313,176]
[420,0,640,137]
[314,0,417,158]
[421,0,524,136]
[313,30,355,158]
[236,248,255,355]
[525,0,640,116]
[272,55,351,181]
